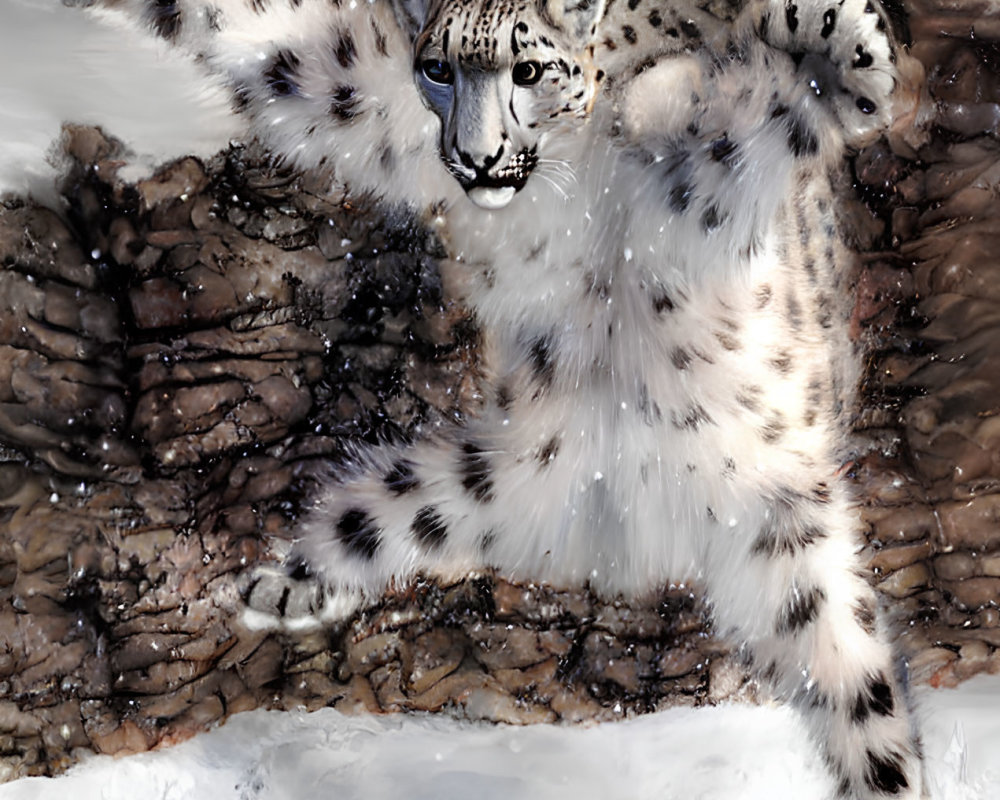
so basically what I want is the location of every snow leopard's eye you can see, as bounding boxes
[420,58,453,85]
[512,60,542,86]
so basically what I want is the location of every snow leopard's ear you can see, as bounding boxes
[392,0,433,42]
[540,0,606,45]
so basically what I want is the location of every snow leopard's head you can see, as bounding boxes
[395,0,604,209]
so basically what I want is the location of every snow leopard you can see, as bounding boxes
[99,0,922,796]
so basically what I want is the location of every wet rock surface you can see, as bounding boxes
[850,0,1000,689]
[1,0,999,779]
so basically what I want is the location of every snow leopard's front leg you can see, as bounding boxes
[703,482,923,800]
[756,0,903,146]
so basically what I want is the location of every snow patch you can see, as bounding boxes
[3,677,999,800]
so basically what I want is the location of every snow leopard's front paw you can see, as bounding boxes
[240,562,364,632]
[759,0,904,145]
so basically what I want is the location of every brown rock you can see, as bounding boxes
[933,551,978,581]
[876,563,932,599]
[400,629,465,694]
[940,577,1000,610]
[869,541,932,574]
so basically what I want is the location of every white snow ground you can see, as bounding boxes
[1,2,999,799]
[0,0,237,207]
[0,675,998,800]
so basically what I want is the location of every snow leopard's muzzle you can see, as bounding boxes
[445,147,538,210]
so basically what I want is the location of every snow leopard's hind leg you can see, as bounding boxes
[242,427,507,630]
[757,0,906,146]
[703,482,923,800]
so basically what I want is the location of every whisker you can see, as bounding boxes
[535,171,569,201]
[533,157,577,200]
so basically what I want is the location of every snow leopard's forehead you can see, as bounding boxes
[417,0,577,68]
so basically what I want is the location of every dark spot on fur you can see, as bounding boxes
[736,385,762,413]
[264,49,301,97]
[812,482,831,504]
[460,442,494,502]
[380,141,396,171]
[785,2,799,32]
[777,585,824,634]
[206,6,223,31]
[150,0,181,39]
[686,344,721,370]
[371,18,390,56]
[334,30,357,68]
[336,508,381,560]
[330,85,360,120]
[755,284,772,308]
[770,351,792,374]
[853,44,874,69]
[671,404,713,431]
[275,585,291,616]
[638,384,663,425]
[248,0,268,13]
[286,554,312,581]
[714,329,739,350]
[853,675,895,723]
[231,82,252,112]
[496,384,513,410]
[787,290,803,328]
[865,751,909,795]
[671,347,692,370]
[753,522,827,557]
[702,205,726,233]
[669,181,693,213]
[412,506,449,549]
[653,291,676,313]
[529,335,556,386]
[538,436,560,465]
[680,19,700,38]
[622,24,637,43]
[821,8,836,37]
[384,460,419,494]
[648,8,662,26]
[853,598,877,635]
[787,117,819,156]
[709,134,738,164]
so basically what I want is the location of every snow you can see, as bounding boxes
[1,675,998,800]
[0,0,237,207]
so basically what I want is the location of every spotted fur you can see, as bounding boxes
[99,0,922,796]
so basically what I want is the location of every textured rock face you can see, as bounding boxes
[2,0,1000,780]
[849,0,1000,689]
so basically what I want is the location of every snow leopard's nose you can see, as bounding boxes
[458,141,505,173]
